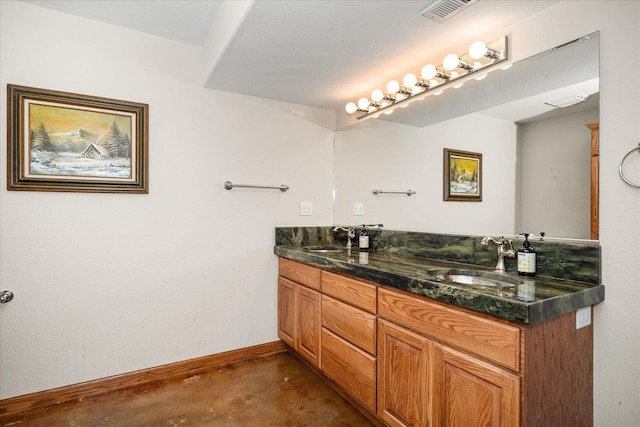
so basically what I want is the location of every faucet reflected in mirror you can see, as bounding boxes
[481,236,516,272]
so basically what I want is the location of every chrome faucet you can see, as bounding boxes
[481,236,515,272]
[333,226,355,253]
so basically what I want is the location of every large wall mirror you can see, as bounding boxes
[333,32,599,241]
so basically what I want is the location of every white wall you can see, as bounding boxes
[518,108,599,239]
[0,1,334,399]
[334,113,517,235]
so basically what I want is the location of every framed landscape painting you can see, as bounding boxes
[443,148,482,201]
[7,84,148,193]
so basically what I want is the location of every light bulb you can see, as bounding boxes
[430,79,439,87]
[357,97,370,110]
[345,102,357,114]
[386,80,400,94]
[421,64,437,80]
[403,73,418,88]
[371,89,384,102]
[469,41,488,59]
[443,53,460,71]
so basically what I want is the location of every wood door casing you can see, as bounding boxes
[586,122,599,240]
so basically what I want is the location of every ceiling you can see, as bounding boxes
[21,0,598,127]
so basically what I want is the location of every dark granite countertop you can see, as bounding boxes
[274,245,605,325]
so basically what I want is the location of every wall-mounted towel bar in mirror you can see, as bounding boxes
[372,189,416,196]
[224,181,290,192]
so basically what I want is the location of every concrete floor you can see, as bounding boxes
[1,351,375,426]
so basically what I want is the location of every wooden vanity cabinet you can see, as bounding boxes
[278,258,594,426]
[277,259,322,368]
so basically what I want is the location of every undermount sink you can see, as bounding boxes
[426,268,519,288]
[303,245,344,253]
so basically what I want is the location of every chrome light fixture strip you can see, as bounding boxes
[346,36,509,120]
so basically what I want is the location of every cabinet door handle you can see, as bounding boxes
[0,290,14,304]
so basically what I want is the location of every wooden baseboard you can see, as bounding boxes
[0,340,286,417]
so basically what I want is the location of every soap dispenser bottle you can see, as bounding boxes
[517,233,536,276]
[358,225,369,251]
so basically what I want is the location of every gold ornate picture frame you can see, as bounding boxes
[443,148,482,202]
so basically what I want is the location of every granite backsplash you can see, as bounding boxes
[275,227,601,285]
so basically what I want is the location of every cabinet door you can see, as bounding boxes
[297,285,321,368]
[278,277,296,348]
[432,344,520,427]
[377,319,431,427]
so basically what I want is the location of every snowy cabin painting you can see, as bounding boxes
[82,143,110,159]
[8,84,148,192]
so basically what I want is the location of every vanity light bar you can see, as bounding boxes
[345,36,509,119]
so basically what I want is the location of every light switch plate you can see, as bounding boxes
[576,306,592,329]
[300,201,312,216]
[354,202,364,216]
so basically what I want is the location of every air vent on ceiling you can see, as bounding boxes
[545,94,590,109]
[421,0,480,23]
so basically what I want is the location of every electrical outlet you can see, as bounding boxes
[353,202,364,216]
[299,201,312,216]
[576,306,592,329]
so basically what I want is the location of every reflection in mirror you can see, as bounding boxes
[334,32,599,241]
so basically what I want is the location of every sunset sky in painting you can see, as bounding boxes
[29,102,132,136]
[451,156,479,176]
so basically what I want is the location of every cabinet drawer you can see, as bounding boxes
[378,287,521,371]
[321,328,376,413]
[322,295,376,355]
[322,271,377,313]
[279,258,321,290]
